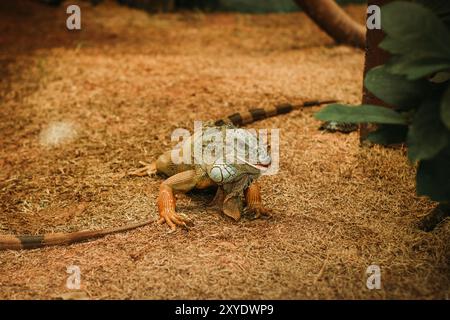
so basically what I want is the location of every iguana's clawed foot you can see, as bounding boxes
[158,211,192,232]
[244,205,273,220]
[243,182,272,220]
[129,161,157,177]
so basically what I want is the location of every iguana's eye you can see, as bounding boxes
[209,164,238,184]
[256,142,271,165]
[258,153,271,166]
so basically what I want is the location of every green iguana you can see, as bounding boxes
[0,100,354,250]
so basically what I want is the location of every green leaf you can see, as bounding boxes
[413,0,450,29]
[441,84,450,129]
[314,104,407,125]
[367,124,408,145]
[380,1,450,79]
[417,145,450,202]
[364,66,430,108]
[386,56,450,80]
[407,97,449,162]
[381,2,450,55]
[430,71,450,83]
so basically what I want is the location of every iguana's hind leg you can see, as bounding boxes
[158,169,211,231]
[244,182,273,219]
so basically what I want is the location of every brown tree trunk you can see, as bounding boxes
[294,0,366,49]
[360,0,392,141]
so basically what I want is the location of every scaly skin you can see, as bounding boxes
[154,123,271,230]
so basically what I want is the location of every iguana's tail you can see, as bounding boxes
[0,220,153,250]
[214,99,337,127]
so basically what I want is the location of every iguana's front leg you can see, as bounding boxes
[157,169,212,231]
[244,182,273,219]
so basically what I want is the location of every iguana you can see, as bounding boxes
[0,99,352,250]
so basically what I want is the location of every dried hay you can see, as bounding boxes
[0,0,448,300]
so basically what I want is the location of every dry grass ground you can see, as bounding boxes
[0,0,449,299]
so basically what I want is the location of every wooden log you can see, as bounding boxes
[294,0,366,49]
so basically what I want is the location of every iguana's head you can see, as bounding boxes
[205,126,272,185]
